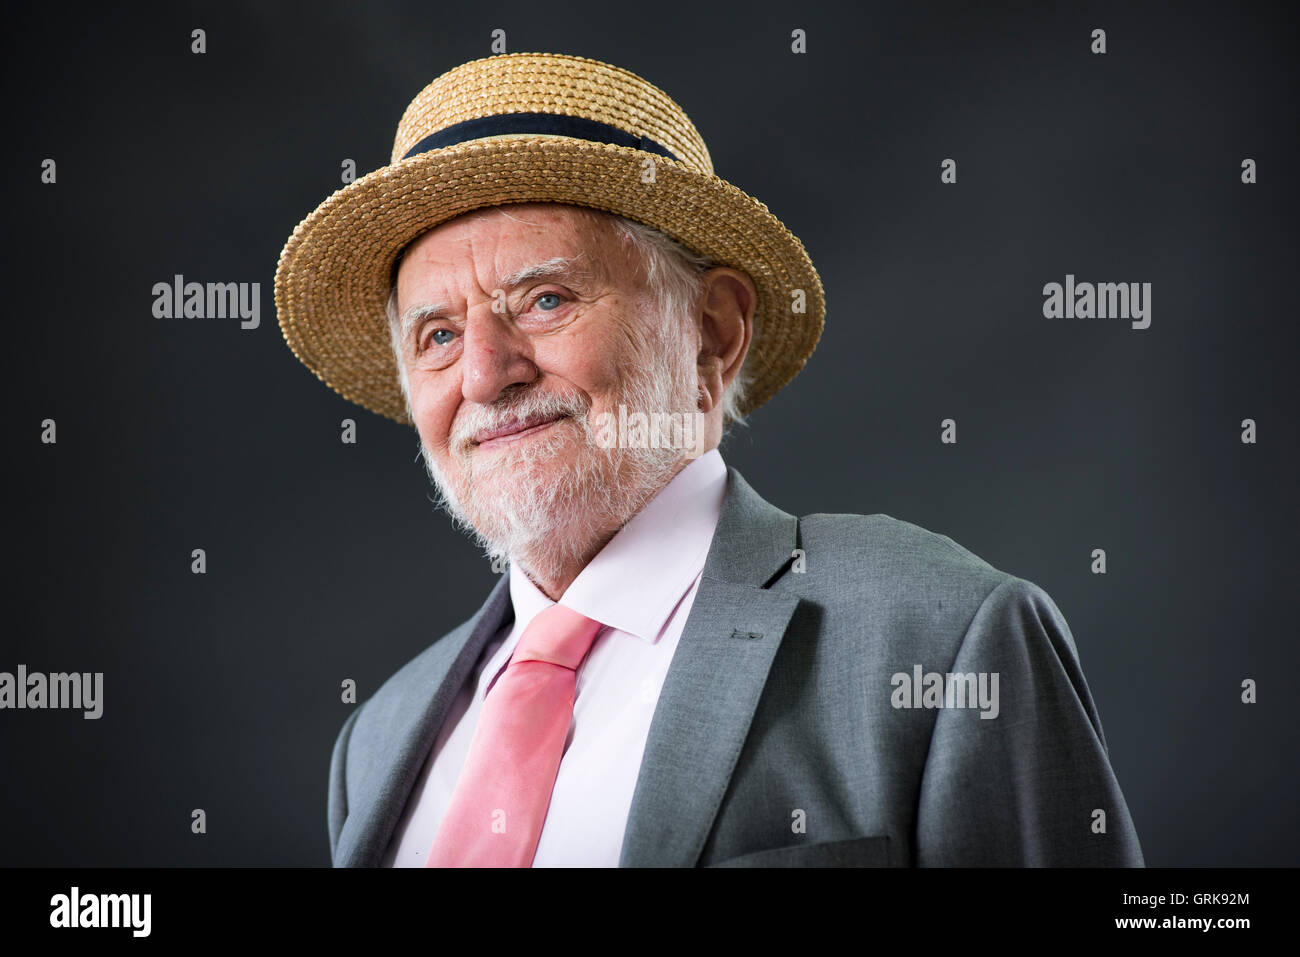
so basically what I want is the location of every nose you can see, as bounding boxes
[459,302,538,405]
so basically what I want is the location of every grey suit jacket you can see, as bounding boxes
[328,467,1145,867]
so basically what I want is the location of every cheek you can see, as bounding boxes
[539,327,633,400]
[410,376,458,456]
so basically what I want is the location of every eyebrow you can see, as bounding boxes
[396,255,598,349]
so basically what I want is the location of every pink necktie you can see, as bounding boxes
[425,603,603,867]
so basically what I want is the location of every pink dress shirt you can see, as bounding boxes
[383,449,728,867]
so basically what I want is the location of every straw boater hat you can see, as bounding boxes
[275,51,825,424]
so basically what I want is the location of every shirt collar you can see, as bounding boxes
[506,449,728,644]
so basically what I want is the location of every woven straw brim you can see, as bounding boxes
[274,135,825,425]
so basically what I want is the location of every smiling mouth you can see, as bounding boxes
[471,413,567,448]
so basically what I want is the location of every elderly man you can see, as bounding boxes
[276,52,1144,867]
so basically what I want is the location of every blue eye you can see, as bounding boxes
[429,328,455,347]
[536,293,562,310]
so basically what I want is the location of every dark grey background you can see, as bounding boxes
[4,0,1295,866]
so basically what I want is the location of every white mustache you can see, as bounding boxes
[451,387,590,452]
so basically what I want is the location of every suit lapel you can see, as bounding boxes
[619,468,800,866]
[334,573,513,867]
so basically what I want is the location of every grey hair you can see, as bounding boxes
[384,209,752,428]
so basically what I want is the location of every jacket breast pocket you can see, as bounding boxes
[708,835,891,868]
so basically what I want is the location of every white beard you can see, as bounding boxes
[419,299,701,589]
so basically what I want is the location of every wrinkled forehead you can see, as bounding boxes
[392,203,625,290]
